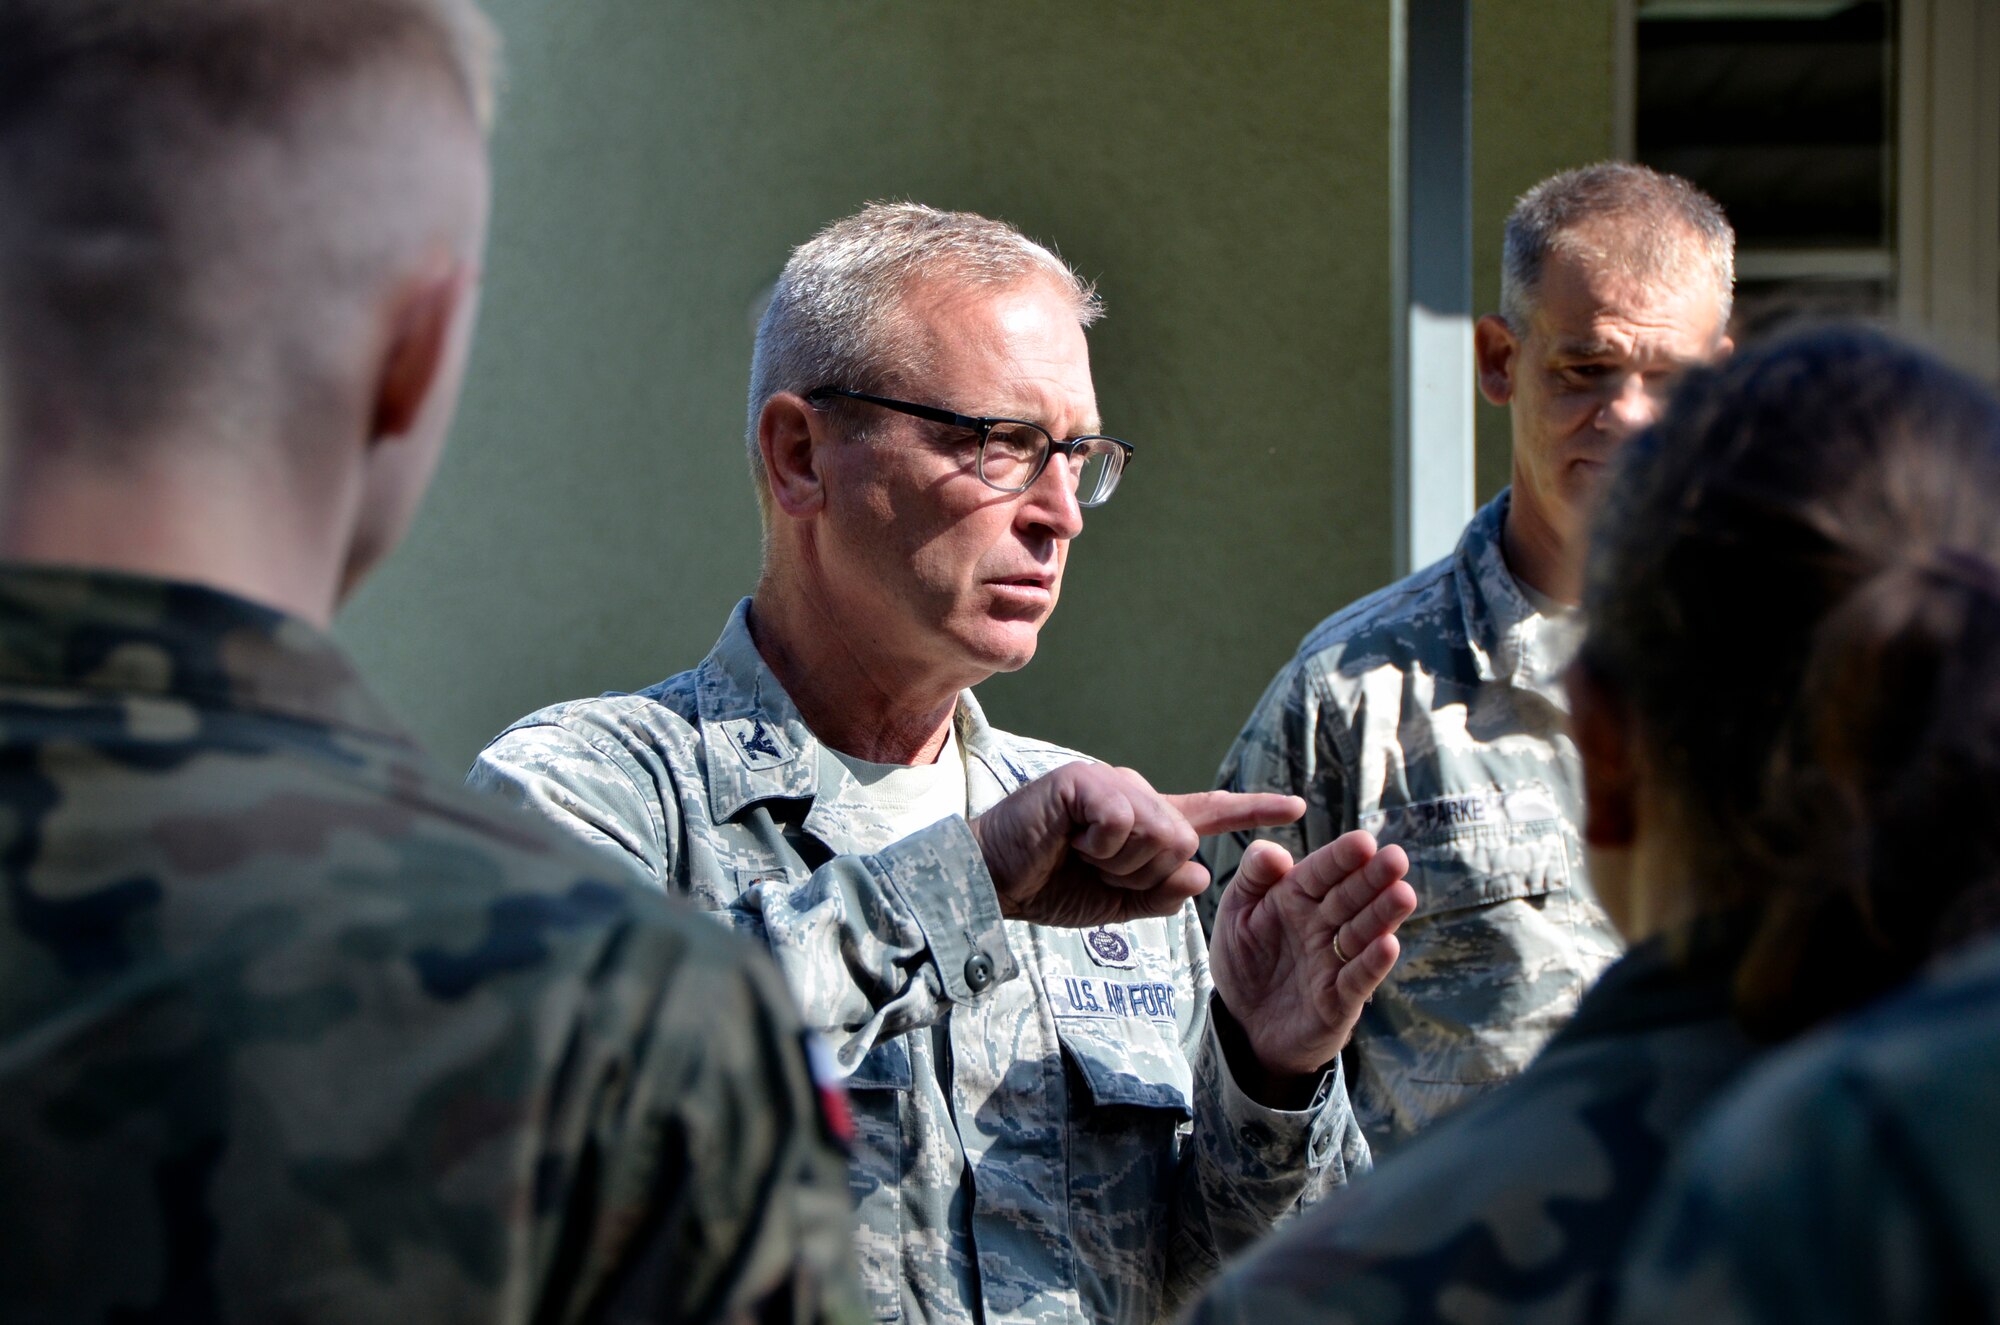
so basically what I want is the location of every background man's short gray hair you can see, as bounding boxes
[1499,162,1736,332]
[746,201,1103,509]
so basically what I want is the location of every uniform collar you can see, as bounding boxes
[1555,909,1756,1046]
[692,598,1030,829]
[0,563,413,746]
[1452,488,1583,710]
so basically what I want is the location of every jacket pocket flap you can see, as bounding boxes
[1364,783,1573,921]
[1047,984,1195,1118]
[844,1037,913,1091]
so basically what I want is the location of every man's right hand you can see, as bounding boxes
[967,763,1306,928]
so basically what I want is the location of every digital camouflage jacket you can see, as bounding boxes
[1185,915,1760,1325]
[1618,934,2000,1325]
[470,600,1367,1325]
[1205,490,1624,1152]
[0,567,859,1325]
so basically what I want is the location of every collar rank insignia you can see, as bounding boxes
[722,717,795,771]
[1084,924,1137,969]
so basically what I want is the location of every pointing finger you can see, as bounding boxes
[1165,790,1307,837]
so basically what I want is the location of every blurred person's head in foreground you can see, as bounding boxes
[1573,322,2000,1035]
[0,0,495,621]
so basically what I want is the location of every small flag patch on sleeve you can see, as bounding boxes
[801,1030,855,1151]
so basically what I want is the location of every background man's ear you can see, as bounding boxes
[758,392,828,517]
[371,260,474,443]
[1567,658,1638,848]
[1473,313,1519,408]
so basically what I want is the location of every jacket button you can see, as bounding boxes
[964,952,995,992]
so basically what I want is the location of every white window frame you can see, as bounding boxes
[1617,0,2000,384]
[1898,0,2000,383]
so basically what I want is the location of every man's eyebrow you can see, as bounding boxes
[986,400,1102,437]
[1551,338,1622,358]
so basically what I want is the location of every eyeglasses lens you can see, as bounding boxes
[978,423,1049,491]
[1074,445,1118,505]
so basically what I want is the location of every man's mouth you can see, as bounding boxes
[988,574,1057,607]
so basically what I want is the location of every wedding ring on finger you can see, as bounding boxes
[1333,928,1352,964]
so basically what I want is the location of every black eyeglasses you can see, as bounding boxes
[806,386,1134,507]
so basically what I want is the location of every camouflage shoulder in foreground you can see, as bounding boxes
[1186,914,1760,1325]
[1205,489,1622,1151]
[0,566,861,1325]
[1616,935,2000,1325]
[473,599,1364,1325]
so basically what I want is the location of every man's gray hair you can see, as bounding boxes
[1499,162,1735,331]
[746,202,1103,507]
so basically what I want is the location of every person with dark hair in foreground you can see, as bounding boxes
[1186,324,2000,1324]
[1611,337,2000,1324]
[0,3,859,1320]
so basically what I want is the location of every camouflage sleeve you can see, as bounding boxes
[469,721,669,886]
[578,926,867,1325]
[1201,658,1340,936]
[471,722,1021,1074]
[729,816,1020,1072]
[1162,908,1369,1313]
[1177,1259,1318,1325]
[1614,1059,1952,1325]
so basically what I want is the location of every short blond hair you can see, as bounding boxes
[0,0,498,450]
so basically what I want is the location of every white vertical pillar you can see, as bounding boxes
[1391,0,1476,577]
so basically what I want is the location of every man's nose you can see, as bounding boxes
[1598,375,1659,439]
[1017,451,1085,539]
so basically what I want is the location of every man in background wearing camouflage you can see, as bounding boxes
[1204,163,1735,1153]
[0,3,860,1320]
[471,202,1420,1324]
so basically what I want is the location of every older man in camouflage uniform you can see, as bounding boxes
[1205,163,1735,1152]
[0,3,859,1320]
[1616,935,2000,1324]
[471,203,1420,1325]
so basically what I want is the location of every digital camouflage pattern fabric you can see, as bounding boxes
[470,599,1368,1325]
[0,567,861,1325]
[1617,935,2000,1325]
[1205,491,1624,1152]
[1185,914,1760,1325]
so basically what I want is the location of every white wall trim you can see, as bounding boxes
[1899,0,2000,383]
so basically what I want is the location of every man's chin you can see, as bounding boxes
[959,623,1043,676]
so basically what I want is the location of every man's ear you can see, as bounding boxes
[1474,314,1519,407]
[370,259,474,444]
[758,392,828,518]
[1567,658,1638,848]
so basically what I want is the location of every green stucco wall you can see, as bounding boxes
[1472,0,1623,500]
[337,2,1617,796]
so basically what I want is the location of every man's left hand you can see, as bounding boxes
[1208,832,1417,1086]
